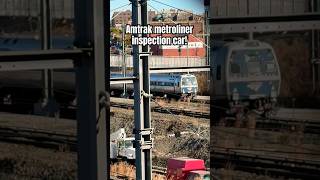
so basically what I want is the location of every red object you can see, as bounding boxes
[166,157,206,180]
[149,34,206,57]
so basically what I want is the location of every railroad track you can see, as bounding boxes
[112,101,320,134]
[212,148,320,179]
[111,101,210,119]
[3,95,319,134]
[257,117,320,134]
[0,126,320,179]
[0,126,76,150]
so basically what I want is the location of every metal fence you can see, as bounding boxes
[110,55,207,68]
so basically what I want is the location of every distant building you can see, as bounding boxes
[148,10,156,22]
[150,21,204,35]
[150,34,206,57]
[111,10,132,27]
[111,9,203,27]
[177,10,193,21]
[111,10,157,27]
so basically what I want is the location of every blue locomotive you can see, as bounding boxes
[211,40,281,121]
[111,73,198,98]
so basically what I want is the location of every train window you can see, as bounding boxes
[230,63,240,74]
[248,61,261,74]
[216,65,221,80]
[266,63,275,72]
[182,76,197,86]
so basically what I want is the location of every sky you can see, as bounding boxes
[110,0,204,19]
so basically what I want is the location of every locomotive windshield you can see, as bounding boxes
[229,49,277,76]
[182,76,197,86]
[124,140,133,148]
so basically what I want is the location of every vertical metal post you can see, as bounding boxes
[311,0,317,93]
[141,1,152,179]
[248,32,254,40]
[132,0,144,178]
[312,29,316,93]
[132,0,153,179]
[204,5,210,65]
[40,0,53,102]
[122,24,127,97]
[187,20,190,64]
[74,0,107,179]
[316,0,319,92]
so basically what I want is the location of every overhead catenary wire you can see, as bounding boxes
[111,3,132,21]
[111,0,150,23]
[111,3,132,12]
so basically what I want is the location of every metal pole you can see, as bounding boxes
[132,0,153,179]
[122,24,127,97]
[132,0,144,178]
[141,1,153,179]
[249,32,254,40]
[205,5,210,65]
[312,31,316,93]
[40,0,51,50]
[74,0,107,179]
[311,0,316,93]
[187,20,190,64]
[40,0,53,104]
[316,1,320,92]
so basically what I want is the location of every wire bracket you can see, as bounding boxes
[133,128,154,150]
[141,90,153,98]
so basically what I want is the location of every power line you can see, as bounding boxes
[111,3,132,21]
[111,3,132,12]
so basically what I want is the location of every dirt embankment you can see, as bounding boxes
[110,108,210,167]
[0,108,210,179]
[0,142,77,180]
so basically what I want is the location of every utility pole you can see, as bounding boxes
[40,0,54,114]
[131,0,153,179]
[122,24,127,97]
